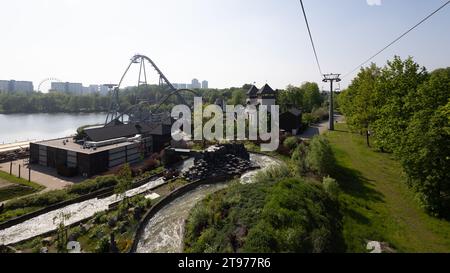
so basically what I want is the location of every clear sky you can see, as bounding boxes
[0,0,449,91]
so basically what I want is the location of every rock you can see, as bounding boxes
[108,216,118,228]
[0,245,18,253]
[184,144,252,181]
[41,237,52,246]
[366,241,396,253]
[110,233,118,253]
[68,233,78,242]
[40,247,48,253]
[80,223,92,233]
[67,241,81,253]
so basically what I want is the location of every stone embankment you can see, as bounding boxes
[181,144,258,181]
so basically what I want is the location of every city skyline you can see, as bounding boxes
[0,78,211,93]
[0,0,449,90]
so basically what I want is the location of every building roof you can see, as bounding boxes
[281,108,302,117]
[34,137,136,155]
[257,84,276,95]
[85,124,138,142]
[85,122,171,142]
[139,123,172,136]
[247,85,259,97]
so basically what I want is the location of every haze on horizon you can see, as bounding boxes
[0,0,449,91]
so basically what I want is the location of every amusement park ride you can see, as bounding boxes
[104,54,197,126]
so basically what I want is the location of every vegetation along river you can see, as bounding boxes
[135,154,280,253]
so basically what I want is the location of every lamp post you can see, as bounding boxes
[322,73,341,131]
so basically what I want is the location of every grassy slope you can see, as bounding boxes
[0,171,44,202]
[326,123,450,253]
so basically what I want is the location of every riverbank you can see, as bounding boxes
[133,154,281,253]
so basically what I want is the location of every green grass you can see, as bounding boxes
[326,123,450,253]
[0,206,42,223]
[0,170,44,190]
[0,170,44,202]
[0,185,38,202]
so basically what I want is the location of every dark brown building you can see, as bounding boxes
[29,121,172,177]
[280,108,302,135]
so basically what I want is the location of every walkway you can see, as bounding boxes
[299,114,343,140]
[0,177,166,246]
[0,159,79,192]
[0,141,31,153]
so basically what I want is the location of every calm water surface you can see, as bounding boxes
[0,113,107,144]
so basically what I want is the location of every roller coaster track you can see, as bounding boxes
[105,54,193,125]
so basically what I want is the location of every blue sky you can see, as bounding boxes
[0,0,449,90]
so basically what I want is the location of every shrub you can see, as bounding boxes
[312,107,329,121]
[4,190,72,210]
[306,136,335,176]
[242,222,278,253]
[322,176,340,200]
[302,113,315,125]
[187,206,211,238]
[117,164,132,181]
[254,165,291,185]
[185,176,345,253]
[291,142,309,175]
[95,236,110,253]
[160,149,182,166]
[68,175,119,195]
[283,136,298,151]
[265,178,343,252]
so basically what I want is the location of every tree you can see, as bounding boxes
[306,135,335,176]
[371,56,428,152]
[396,68,450,215]
[302,82,322,112]
[229,89,245,105]
[115,163,133,205]
[338,55,450,216]
[338,63,381,146]
[53,212,71,253]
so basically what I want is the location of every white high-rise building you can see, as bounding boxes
[51,82,83,94]
[0,80,9,92]
[191,78,201,89]
[0,80,33,93]
[173,79,208,89]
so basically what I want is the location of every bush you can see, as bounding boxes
[160,149,182,166]
[185,177,345,253]
[4,190,72,210]
[311,107,329,121]
[302,113,315,125]
[242,222,278,253]
[291,142,309,175]
[254,165,291,185]
[249,178,343,252]
[306,136,335,176]
[322,176,340,200]
[95,236,110,253]
[187,206,211,238]
[68,175,119,195]
[283,136,298,151]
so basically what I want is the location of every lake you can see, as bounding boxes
[0,113,108,144]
